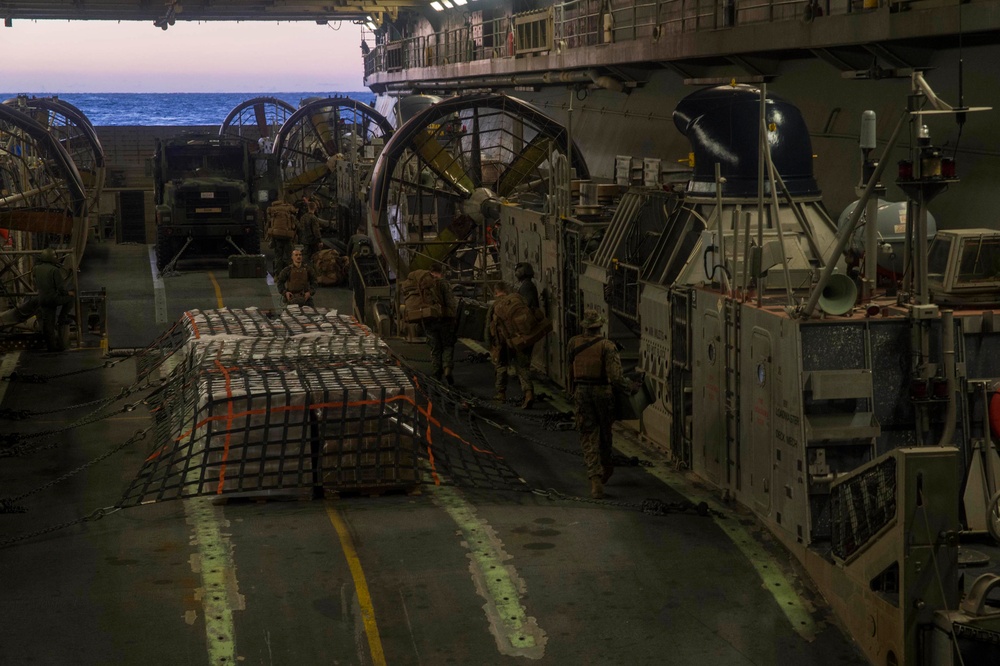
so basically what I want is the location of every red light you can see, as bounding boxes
[941,158,956,178]
[898,160,913,180]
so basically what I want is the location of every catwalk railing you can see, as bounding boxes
[364,0,911,78]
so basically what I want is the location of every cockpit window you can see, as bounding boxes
[926,236,951,279]
[956,236,1000,284]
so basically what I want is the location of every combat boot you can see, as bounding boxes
[521,390,535,409]
[590,476,605,499]
[601,464,614,484]
[444,368,455,385]
[493,390,507,402]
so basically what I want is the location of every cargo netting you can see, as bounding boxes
[121,307,525,506]
[829,455,897,560]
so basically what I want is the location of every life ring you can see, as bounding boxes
[991,391,1000,440]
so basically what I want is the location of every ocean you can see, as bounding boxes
[0,92,376,126]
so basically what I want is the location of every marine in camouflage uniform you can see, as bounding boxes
[567,309,631,499]
[297,199,333,266]
[32,248,75,352]
[276,246,318,307]
[513,262,541,407]
[485,281,534,406]
[422,262,458,383]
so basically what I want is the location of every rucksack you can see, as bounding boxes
[266,202,298,240]
[401,269,443,323]
[313,248,348,286]
[492,293,552,351]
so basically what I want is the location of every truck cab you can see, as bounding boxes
[153,134,261,271]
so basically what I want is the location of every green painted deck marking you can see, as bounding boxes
[612,435,819,641]
[184,497,245,666]
[430,483,546,659]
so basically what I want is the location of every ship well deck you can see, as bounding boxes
[2,240,996,665]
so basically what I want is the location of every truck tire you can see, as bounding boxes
[243,230,261,255]
[156,226,174,271]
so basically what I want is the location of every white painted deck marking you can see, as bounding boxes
[148,245,168,324]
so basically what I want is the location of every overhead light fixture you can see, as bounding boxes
[364,15,378,30]
[441,0,454,7]
[430,1,444,9]
[454,0,468,5]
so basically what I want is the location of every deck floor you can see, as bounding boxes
[5,240,984,665]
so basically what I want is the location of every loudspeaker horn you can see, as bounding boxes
[819,273,858,315]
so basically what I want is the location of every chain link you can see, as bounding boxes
[1,356,136,384]
[25,385,135,417]
[0,504,124,549]
[0,389,148,458]
[0,428,150,511]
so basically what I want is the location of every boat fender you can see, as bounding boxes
[990,391,1000,440]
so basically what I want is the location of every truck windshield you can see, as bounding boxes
[164,145,245,180]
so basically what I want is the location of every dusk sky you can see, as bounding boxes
[1,20,367,92]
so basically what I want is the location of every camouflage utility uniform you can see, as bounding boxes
[485,288,534,404]
[33,248,74,351]
[567,314,630,498]
[297,202,333,265]
[276,262,318,307]
[423,269,458,382]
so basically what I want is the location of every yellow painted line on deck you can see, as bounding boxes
[207,272,225,309]
[0,351,21,406]
[428,483,546,659]
[184,497,246,666]
[325,502,387,666]
[612,434,819,641]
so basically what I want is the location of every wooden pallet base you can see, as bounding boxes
[323,483,422,499]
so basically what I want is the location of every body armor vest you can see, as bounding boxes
[571,336,605,382]
[286,265,309,293]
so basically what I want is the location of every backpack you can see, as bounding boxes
[401,269,443,323]
[266,202,298,240]
[492,293,552,351]
[313,248,348,286]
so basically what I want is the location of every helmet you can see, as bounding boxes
[514,262,534,280]
[580,309,605,330]
[37,248,57,264]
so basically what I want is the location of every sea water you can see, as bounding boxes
[0,91,375,126]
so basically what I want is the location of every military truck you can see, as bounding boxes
[153,134,261,271]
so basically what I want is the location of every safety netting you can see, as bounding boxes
[121,307,526,506]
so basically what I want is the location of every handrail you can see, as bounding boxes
[364,0,902,78]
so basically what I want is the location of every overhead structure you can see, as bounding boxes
[219,96,296,147]
[0,1,419,23]
[369,92,590,278]
[3,95,105,259]
[273,97,393,234]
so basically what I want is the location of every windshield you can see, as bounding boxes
[164,144,245,180]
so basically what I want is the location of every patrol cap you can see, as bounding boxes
[580,309,605,329]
